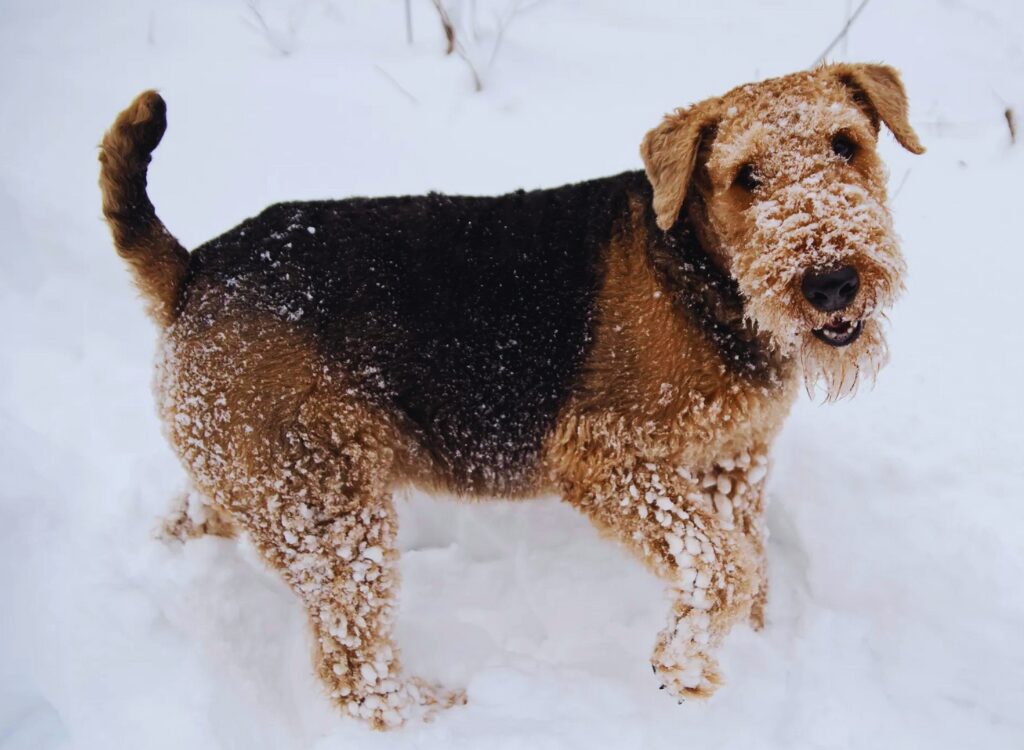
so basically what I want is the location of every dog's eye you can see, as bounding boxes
[831,134,858,161]
[733,164,760,192]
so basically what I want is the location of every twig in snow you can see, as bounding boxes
[455,43,483,92]
[243,0,294,56]
[430,0,483,91]
[812,0,871,67]
[430,0,535,93]
[487,0,523,68]
[405,0,413,44]
[431,0,456,55]
[842,0,851,57]
[373,64,419,105]
[1005,108,1017,145]
[891,168,912,201]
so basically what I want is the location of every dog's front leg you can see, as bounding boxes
[564,462,761,700]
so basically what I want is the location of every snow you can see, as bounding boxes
[2,0,1024,747]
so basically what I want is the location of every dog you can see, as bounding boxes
[100,62,922,729]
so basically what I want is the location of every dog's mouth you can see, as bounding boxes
[812,318,863,347]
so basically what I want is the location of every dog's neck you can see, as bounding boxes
[643,197,787,384]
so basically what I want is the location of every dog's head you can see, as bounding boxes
[641,64,924,398]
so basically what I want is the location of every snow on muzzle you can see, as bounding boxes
[731,176,906,352]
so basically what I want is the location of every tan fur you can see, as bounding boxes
[99,90,189,327]
[644,64,922,399]
[831,63,926,154]
[543,200,796,694]
[161,493,238,541]
[641,99,722,231]
[542,62,922,697]
[155,292,463,728]
[107,63,921,728]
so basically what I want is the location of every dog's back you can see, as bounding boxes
[182,175,642,492]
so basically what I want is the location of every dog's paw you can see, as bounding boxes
[157,493,237,544]
[652,618,723,701]
[409,677,467,720]
[749,598,766,632]
[337,678,465,730]
[653,652,722,701]
[157,503,197,544]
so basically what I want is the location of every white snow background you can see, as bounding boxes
[1,1,1023,747]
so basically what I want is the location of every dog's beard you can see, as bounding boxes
[745,294,896,401]
[797,318,889,400]
[729,179,905,400]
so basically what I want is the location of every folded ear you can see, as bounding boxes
[830,63,926,154]
[640,102,720,231]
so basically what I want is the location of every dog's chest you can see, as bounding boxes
[643,375,796,475]
[562,258,798,475]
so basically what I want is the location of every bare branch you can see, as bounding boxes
[243,0,293,56]
[429,0,484,91]
[429,0,539,93]
[812,0,871,67]
[373,64,419,105]
[487,0,523,69]
[431,0,456,55]
[891,168,912,201]
[1006,108,1017,145]
[454,43,483,92]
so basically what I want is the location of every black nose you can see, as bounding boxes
[801,266,860,312]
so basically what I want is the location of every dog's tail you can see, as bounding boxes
[99,90,189,327]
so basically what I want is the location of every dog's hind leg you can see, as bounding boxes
[220,412,463,730]
[562,462,760,701]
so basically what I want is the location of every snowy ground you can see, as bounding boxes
[2,1,1023,747]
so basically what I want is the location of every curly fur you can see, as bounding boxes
[100,63,922,729]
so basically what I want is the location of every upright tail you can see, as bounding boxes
[99,91,189,327]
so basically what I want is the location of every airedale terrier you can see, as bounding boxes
[100,63,923,729]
